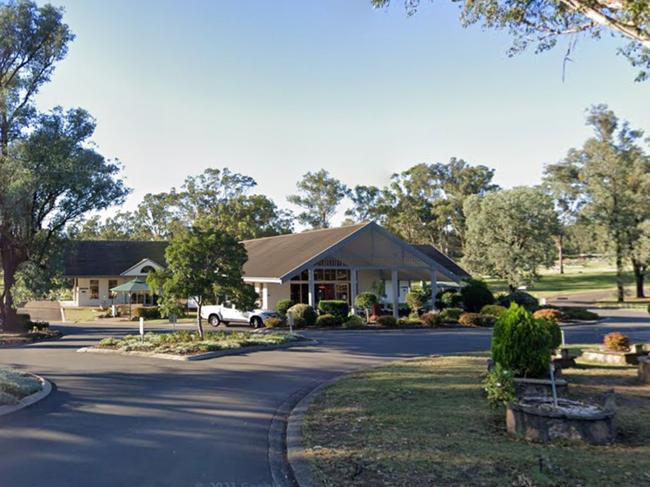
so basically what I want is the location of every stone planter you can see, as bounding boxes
[506,397,616,445]
[639,356,650,385]
[580,348,644,366]
[514,377,568,399]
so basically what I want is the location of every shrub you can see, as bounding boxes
[648,303,650,315]
[287,304,317,327]
[398,317,423,327]
[342,315,365,328]
[134,307,161,320]
[542,319,562,350]
[480,304,507,318]
[158,298,184,319]
[354,292,378,321]
[406,288,428,316]
[533,308,564,323]
[560,307,599,321]
[316,313,339,327]
[16,313,31,328]
[24,320,49,332]
[318,300,349,321]
[376,315,398,327]
[458,313,496,327]
[436,289,463,309]
[497,291,539,312]
[440,307,463,322]
[483,364,516,407]
[460,279,495,312]
[604,332,630,352]
[276,299,294,317]
[264,317,284,329]
[421,311,442,327]
[491,303,556,378]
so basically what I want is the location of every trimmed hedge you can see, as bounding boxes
[604,332,630,352]
[376,315,398,327]
[134,307,161,320]
[342,315,365,328]
[436,289,463,309]
[318,300,349,321]
[264,317,284,329]
[560,307,599,321]
[287,304,317,327]
[440,307,463,322]
[533,308,563,323]
[497,291,539,312]
[480,304,507,318]
[276,299,294,317]
[458,313,496,328]
[421,311,442,327]
[398,317,424,327]
[316,314,339,327]
[460,279,495,312]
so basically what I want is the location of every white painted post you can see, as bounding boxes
[350,268,358,315]
[261,283,269,310]
[139,317,144,343]
[308,268,315,307]
[391,270,399,319]
[430,271,438,311]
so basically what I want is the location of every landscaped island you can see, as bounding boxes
[94,330,304,358]
[302,355,650,486]
[0,368,44,406]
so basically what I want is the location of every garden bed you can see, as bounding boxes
[302,355,650,486]
[80,330,308,361]
[0,328,61,346]
[0,368,44,406]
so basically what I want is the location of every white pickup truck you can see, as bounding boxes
[200,304,279,328]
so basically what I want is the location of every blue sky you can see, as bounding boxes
[34,0,650,223]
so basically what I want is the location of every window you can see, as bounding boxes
[108,280,118,299]
[290,283,309,304]
[89,280,99,300]
[141,265,155,274]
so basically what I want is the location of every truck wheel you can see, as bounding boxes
[208,314,221,327]
[250,317,263,329]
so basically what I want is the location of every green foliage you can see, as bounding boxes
[157,297,184,319]
[559,307,599,321]
[459,278,494,312]
[497,291,539,312]
[541,319,562,350]
[480,304,507,317]
[287,303,317,328]
[376,315,398,327]
[491,304,555,378]
[436,289,463,309]
[318,300,349,321]
[420,311,442,327]
[287,169,349,229]
[604,332,631,352]
[134,307,161,320]
[405,288,428,316]
[342,315,365,328]
[354,292,378,312]
[458,313,496,327]
[482,364,516,408]
[276,299,294,317]
[316,314,339,327]
[440,307,463,322]
[264,317,284,329]
[398,317,423,327]
[463,187,559,289]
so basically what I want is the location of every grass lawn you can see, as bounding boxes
[96,329,300,355]
[303,355,650,486]
[0,368,42,405]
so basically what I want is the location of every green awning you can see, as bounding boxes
[110,278,151,293]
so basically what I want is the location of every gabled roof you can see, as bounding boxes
[242,223,368,280]
[411,244,471,280]
[64,240,168,277]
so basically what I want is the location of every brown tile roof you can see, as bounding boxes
[411,244,471,280]
[241,223,368,279]
[63,240,168,277]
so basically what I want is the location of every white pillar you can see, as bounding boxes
[391,269,399,319]
[430,271,438,311]
[307,268,315,307]
[350,268,358,314]
[262,283,269,310]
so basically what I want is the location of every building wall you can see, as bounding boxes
[74,277,131,307]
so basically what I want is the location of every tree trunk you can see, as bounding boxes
[196,302,205,339]
[632,260,646,299]
[615,242,625,303]
[0,246,21,332]
[557,234,564,275]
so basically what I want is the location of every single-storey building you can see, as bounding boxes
[63,222,470,318]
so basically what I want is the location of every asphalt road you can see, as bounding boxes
[1,308,649,487]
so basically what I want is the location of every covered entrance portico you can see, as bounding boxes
[243,222,466,318]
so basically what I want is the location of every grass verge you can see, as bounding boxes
[96,330,300,355]
[303,355,650,486]
[0,368,42,406]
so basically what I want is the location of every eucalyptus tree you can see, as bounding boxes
[371,0,650,81]
[288,169,349,229]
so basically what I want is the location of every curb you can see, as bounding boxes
[77,338,318,362]
[0,374,52,416]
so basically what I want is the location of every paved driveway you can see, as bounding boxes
[1,309,649,487]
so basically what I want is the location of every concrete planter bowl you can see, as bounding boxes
[514,377,568,399]
[580,347,646,366]
[506,397,616,445]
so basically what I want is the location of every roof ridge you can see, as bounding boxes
[241,222,370,243]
